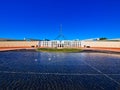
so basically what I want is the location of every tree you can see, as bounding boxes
[99,37,107,40]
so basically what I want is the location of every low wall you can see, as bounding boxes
[0,41,39,48]
[81,41,120,48]
[0,41,120,48]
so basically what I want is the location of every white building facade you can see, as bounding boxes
[38,40,81,48]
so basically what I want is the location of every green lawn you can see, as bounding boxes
[37,48,83,53]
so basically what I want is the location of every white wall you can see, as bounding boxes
[81,41,120,48]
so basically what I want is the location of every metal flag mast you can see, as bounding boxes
[55,24,66,40]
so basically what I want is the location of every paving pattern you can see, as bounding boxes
[0,51,120,90]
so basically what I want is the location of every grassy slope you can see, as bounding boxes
[37,48,83,53]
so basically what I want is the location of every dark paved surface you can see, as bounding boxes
[0,51,120,90]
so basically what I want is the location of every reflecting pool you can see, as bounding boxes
[0,50,120,90]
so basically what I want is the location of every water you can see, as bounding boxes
[0,51,120,90]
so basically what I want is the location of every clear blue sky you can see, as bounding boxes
[0,0,120,40]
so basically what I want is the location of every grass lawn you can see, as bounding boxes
[37,48,83,53]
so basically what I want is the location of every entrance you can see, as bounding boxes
[57,44,64,48]
[57,41,64,48]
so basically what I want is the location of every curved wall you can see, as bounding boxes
[0,41,39,48]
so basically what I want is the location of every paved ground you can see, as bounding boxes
[0,51,120,90]
[0,47,120,52]
[0,47,35,51]
[84,47,120,52]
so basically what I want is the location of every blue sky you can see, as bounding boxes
[0,0,120,40]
